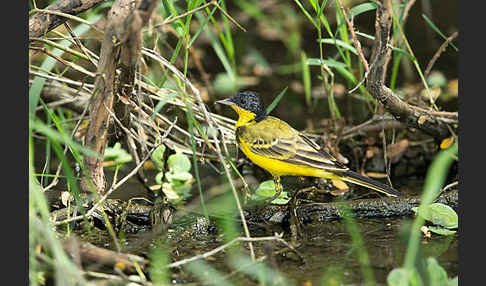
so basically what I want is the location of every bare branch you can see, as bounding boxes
[365,0,456,141]
[29,0,108,39]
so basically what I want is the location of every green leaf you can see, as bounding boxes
[155,172,164,185]
[422,14,458,52]
[448,276,458,286]
[307,58,346,68]
[386,268,408,286]
[349,2,378,17]
[307,58,357,83]
[426,257,450,286]
[426,72,447,88]
[161,182,181,201]
[167,152,192,173]
[318,38,358,55]
[173,183,192,199]
[104,142,132,165]
[428,226,456,236]
[389,46,416,62]
[166,171,193,182]
[253,180,290,205]
[355,31,375,40]
[151,144,166,171]
[387,268,422,286]
[293,0,317,28]
[255,180,277,193]
[269,194,291,205]
[412,203,458,229]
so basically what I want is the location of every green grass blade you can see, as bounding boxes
[185,260,234,286]
[422,14,458,52]
[185,100,209,221]
[229,254,290,285]
[188,4,219,47]
[339,202,376,286]
[30,119,99,159]
[308,58,357,84]
[266,86,288,114]
[152,91,178,119]
[390,46,416,62]
[349,2,377,17]
[301,52,312,106]
[293,0,317,28]
[403,143,458,271]
[195,12,236,82]
[319,38,358,55]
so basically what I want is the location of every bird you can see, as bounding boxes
[216,91,401,203]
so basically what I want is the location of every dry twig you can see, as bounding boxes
[424,31,459,78]
[29,0,107,39]
[365,0,456,141]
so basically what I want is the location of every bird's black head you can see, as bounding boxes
[216,91,267,121]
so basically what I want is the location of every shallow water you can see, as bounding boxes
[69,164,453,285]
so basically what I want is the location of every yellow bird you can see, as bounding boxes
[216,91,401,202]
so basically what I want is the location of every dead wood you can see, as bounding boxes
[29,0,108,39]
[63,237,148,274]
[252,189,458,224]
[80,0,158,194]
[365,0,457,141]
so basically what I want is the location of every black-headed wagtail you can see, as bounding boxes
[216,91,401,202]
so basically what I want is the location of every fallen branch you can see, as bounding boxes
[295,189,458,224]
[63,237,148,274]
[252,189,458,224]
[29,0,108,39]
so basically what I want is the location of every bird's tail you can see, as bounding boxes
[341,170,401,197]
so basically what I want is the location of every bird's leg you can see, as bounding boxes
[267,175,282,204]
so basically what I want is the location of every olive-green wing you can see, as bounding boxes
[239,117,348,171]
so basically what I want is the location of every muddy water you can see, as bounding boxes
[106,214,456,285]
[85,164,458,285]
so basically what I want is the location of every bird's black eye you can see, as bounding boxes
[240,98,247,105]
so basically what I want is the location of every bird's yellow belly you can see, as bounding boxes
[239,142,335,178]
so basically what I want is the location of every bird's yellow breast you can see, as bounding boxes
[237,138,335,178]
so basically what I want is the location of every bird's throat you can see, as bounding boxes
[233,106,257,128]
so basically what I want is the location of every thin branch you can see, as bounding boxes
[424,31,459,78]
[336,0,369,72]
[29,0,107,39]
[366,0,455,141]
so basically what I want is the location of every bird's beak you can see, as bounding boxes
[215,98,235,106]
